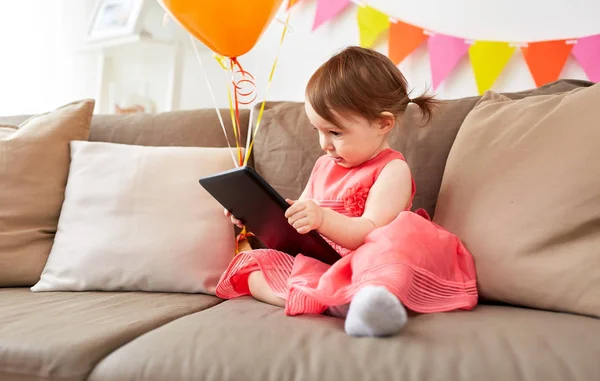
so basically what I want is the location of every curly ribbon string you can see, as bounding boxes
[226,70,242,166]
[235,227,255,254]
[216,55,259,166]
[242,0,296,166]
[226,88,242,166]
[188,1,296,169]
[229,58,257,166]
[229,1,297,255]
[211,1,296,167]
[230,60,257,163]
[212,53,242,165]
[231,59,258,105]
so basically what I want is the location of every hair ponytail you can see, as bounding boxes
[409,92,440,125]
[306,46,441,129]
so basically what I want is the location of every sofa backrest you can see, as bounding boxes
[87,109,250,149]
[0,108,251,150]
[250,79,595,217]
[0,79,593,218]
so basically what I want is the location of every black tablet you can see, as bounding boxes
[199,166,341,265]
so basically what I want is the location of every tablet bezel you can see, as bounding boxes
[199,166,341,265]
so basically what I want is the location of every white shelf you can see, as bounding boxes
[81,0,192,114]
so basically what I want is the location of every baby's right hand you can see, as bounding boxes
[224,208,244,229]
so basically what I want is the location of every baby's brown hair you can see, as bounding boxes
[306,46,438,129]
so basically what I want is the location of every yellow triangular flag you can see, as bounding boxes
[468,41,515,94]
[357,5,390,48]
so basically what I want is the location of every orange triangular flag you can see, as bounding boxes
[522,40,573,87]
[389,20,428,65]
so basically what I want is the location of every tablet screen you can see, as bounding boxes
[199,166,341,265]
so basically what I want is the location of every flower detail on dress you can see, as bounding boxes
[342,185,370,217]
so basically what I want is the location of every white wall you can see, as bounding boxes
[1,0,598,115]
[0,0,98,115]
[176,0,599,111]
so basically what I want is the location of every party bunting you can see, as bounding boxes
[522,40,573,87]
[388,20,428,65]
[357,5,390,48]
[469,41,516,95]
[572,34,600,83]
[293,1,600,92]
[313,0,351,30]
[428,33,469,90]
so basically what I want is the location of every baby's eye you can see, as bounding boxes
[330,131,342,137]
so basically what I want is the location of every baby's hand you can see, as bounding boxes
[285,199,323,234]
[224,208,244,229]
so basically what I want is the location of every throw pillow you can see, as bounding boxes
[0,100,94,286]
[433,84,600,317]
[31,141,238,294]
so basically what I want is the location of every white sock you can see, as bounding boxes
[344,285,408,337]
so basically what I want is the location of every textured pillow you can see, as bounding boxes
[0,100,94,286]
[31,141,238,294]
[433,84,600,317]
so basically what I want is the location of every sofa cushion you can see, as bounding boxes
[0,100,94,287]
[88,297,600,381]
[251,101,323,200]
[89,108,250,151]
[31,142,238,294]
[251,79,594,217]
[0,288,221,381]
[0,108,250,152]
[434,84,600,317]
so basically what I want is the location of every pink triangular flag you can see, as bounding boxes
[312,0,351,30]
[428,33,469,90]
[572,34,600,82]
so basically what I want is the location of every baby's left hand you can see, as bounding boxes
[285,199,324,234]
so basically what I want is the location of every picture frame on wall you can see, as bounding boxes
[86,0,145,42]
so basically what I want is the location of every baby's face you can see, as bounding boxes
[305,101,388,168]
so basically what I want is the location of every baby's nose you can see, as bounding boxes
[320,139,333,152]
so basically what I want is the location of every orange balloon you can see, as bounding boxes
[159,0,284,58]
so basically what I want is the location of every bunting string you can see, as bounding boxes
[291,0,600,93]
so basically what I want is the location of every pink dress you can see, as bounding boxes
[215,148,478,316]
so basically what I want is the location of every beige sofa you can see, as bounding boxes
[1,79,599,381]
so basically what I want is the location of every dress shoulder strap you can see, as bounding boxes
[370,149,407,179]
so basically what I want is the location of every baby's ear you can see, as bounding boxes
[378,112,395,134]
